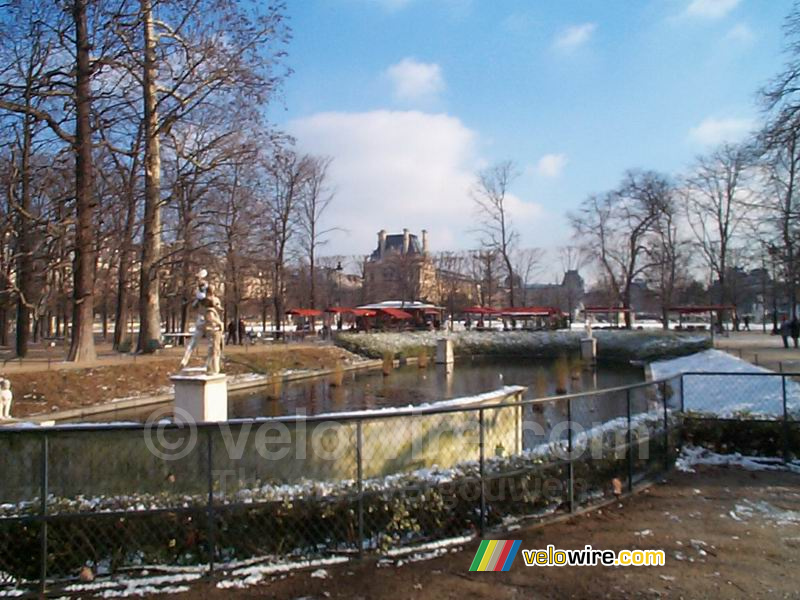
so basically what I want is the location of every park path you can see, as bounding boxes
[713,330,800,372]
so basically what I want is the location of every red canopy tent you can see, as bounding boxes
[285,308,322,317]
[668,305,736,337]
[324,307,378,317]
[500,306,560,317]
[583,306,632,313]
[462,306,500,315]
[378,307,413,320]
[668,305,736,314]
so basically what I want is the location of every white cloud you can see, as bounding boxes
[385,58,445,103]
[685,0,740,19]
[288,110,543,256]
[725,23,755,43]
[535,153,568,178]
[553,23,596,51]
[688,116,754,146]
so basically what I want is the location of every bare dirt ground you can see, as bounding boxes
[2,344,358,417]
[153,466,800,600]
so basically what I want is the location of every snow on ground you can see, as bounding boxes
[676,445,800,473]
[730,498,800,527]
[650,349,800,418]
[216,556,350,589]
[336,329,710,361]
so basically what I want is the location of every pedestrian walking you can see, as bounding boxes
[791,318,800,349]
[780,318,790,348]
[743,315,750,331]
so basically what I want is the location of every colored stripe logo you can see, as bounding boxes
[469,540,521,571]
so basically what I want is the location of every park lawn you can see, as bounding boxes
[5,345,359,418]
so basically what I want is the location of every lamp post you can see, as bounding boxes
[335,261,343,330]
[768,244,779,334]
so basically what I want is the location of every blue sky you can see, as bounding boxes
[271,0,794,278]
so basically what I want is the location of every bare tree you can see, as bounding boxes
[472,160,520,306]
[0,0,105,361]
[107,0,290,352]
[683,144,754,319]
[470,249,502,307]
[264,150,309,335]
[512,248,544,306]
[570,170,668,328]
[752,128,800,318]
[643,183,690,328]
[298,156,335,309]
[558,245,586,274]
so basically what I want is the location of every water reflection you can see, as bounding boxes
[227,356,643,418]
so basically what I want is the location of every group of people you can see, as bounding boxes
[779,317,800,348]
[226,319,248,345]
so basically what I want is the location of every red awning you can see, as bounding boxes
[463,306,500,315]
[351,309,377,317]
[286,308,322,317]
[668,305,736,314]
[583,306,632,313]
[324,306,352,314]
[501,306,559,317]
[378,307,413,320]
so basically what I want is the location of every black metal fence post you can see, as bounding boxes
[679,374,685,413]
[479,409,485,536]
[662,381,669,471]
[782,375,789,464]
[567,398,574,513]
[206,429,215,576]
[626,389,633,493]
[39,432,48,596]
[356,420,364,555]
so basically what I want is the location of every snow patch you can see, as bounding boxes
[677,445,798,473]
[650,349,800,418]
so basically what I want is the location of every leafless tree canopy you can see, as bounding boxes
[471,160,520,306]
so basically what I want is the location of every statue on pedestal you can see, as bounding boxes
[179,269,225,375]
[0,379,12,419]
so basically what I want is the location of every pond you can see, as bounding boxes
[93,355,644,422]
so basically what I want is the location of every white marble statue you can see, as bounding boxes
[0,379,12,419]
[179,270,225,375]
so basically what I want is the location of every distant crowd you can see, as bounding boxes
[779,318,800,349]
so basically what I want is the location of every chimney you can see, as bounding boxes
[421,229,429,254]
[378,229,387,258]
[402,228,410,254]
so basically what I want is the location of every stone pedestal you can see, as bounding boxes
[580,337,597,365]
[171,368,228,423]
[435,338,454,364]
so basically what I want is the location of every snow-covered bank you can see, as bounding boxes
[336,330,710,362]
[650,349,800,418]
[676,445,800,474]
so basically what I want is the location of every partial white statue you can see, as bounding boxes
[179,270,225,375]
[0,379,12,419]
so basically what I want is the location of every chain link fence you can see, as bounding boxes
[2,371,780,597]
[680,371,800,461]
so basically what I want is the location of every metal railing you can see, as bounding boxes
[679,371,800,463]
[0,370,794,596]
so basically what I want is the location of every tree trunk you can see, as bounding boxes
[0,308,7,346]
[137,0,163,353]
[15,107,33,358]
[67,0,97,363]
[113,183,136,350]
